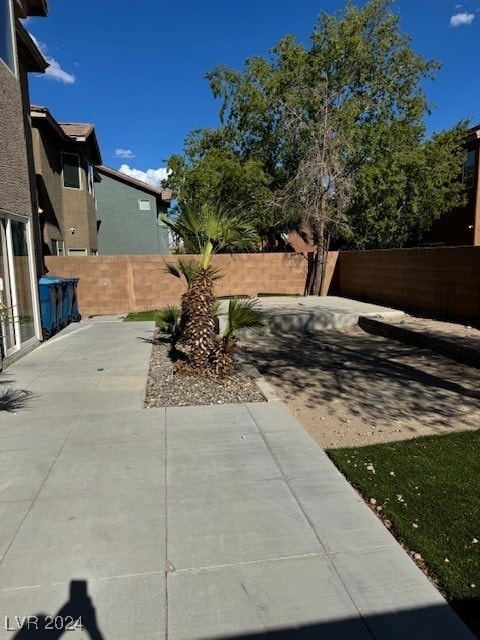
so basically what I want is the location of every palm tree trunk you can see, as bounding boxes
[182,268,216,370]
[210,336,236,379]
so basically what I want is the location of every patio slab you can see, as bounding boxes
[0,317,475,640]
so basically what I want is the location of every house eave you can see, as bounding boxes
[16,20,48,72]
[96,164,171,205]
[14,0,48,18]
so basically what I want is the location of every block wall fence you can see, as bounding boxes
[45,246,480,324]
[336,247,480,324]
[44,253,314,317]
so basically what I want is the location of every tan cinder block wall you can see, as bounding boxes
[338,247,480,324]
[321,251,339,295]
[44,253,309,317]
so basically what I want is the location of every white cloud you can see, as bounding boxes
[119,164,170,189]
[450,11,475,26]
[29,33,76,84]
[114,149,135,159]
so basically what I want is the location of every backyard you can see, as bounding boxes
[329,431,480,636]
[127,307,480,637]
[238,321,480,637]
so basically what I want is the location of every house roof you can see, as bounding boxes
[15,0,49,18]
[286,230,317,253]
[30,105,102,164]
[96,165,172,204]
[60,123,94,139]
[467,123,480,142]
[26,0,48,16]
[15,20,48,72]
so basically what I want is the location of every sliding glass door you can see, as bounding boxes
[0,215,39,360]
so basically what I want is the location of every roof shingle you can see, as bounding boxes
[59,123,94,138]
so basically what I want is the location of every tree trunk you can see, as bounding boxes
[182,269,216,370]
[210,336,236,379]
[311,219,326,296]
[311,247,324,296]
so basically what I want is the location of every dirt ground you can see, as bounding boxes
[239,316,480,449]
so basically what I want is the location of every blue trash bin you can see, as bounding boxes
[61,279,73,326]
[69,278,81,322]
[38,275,63,339]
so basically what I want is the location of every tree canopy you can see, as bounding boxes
[164,0,467,268]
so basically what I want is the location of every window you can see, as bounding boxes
[463,150,476,190]
[51,239,65,256]
[62,153,81,189]
[0,0,15,73]
[67,248,87,256]
[87,163,95,195]
[138,199,151,211]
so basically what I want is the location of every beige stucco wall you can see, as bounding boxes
[32,126,64,250]
[32,126,99,255]
[0,60,32,219]
[62,164,98,253]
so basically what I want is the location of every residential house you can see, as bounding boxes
[30,105,102,256]
[95,164,171,255]
[0,0,48,363]
[421,124,480,247]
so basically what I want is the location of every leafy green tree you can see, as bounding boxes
[165,0,468,291]
[166,135,274,248]
[345,122,468,248]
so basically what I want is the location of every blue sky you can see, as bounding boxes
[25,0,480,188]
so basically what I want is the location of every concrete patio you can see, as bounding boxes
[219,295,404,333]
[0,319,475,639]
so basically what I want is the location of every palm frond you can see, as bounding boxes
[163,205,258,262]
[224,297,265,338]
[164,262,183,279]
[157,305,182,333]
[211,299,222,317]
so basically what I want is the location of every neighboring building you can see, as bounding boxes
[95,164,171,255]
[421,124,480,247]
[30,105,102,256]
[0,0,48,363]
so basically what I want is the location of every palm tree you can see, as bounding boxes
[164,258,221,348]
[161,204,258,373]
[211,297,265,378]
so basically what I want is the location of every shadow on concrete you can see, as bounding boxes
[10,580,104,638]
[241,328,480,437]
[0,384,34,412]
[211,601,478,639]
[452,599,480,639]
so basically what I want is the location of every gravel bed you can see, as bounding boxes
[144,332,265,407]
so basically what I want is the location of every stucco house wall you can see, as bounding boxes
[0,0,48,364]
[96,167,170,255]
[31,125,64,252]
[60,145,99,254]
[0,47,32,221]
[31,106,102,256]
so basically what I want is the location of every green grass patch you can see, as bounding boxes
[257,292,301,297]
[123,310,162,327]
[328,430,480,602]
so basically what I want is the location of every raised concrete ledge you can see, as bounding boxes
[219,296,404,335]
[359,316,480,369]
